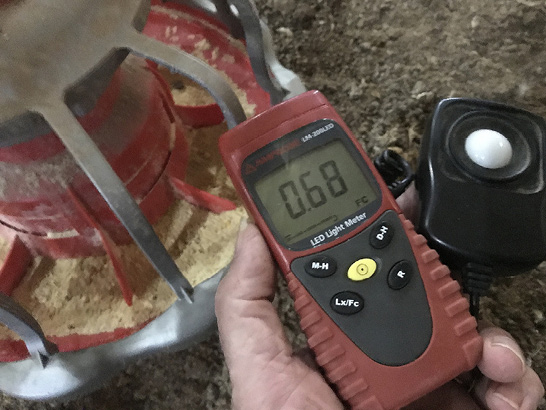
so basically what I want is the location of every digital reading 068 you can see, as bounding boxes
[255,140,377,245]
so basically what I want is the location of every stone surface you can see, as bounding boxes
[2,0,545,408]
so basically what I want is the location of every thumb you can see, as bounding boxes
[215,222,344,410]
[395,182,420,223]
[215,222,293,377]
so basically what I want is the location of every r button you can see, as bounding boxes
[388,261,413,290]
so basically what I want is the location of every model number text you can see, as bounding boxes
[301,122,334,142]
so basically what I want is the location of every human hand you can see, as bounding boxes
[215,187,544,409]
[216,220,343,409]
[403,321,544,410]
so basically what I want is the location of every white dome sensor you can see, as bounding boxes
[464,129,513,169]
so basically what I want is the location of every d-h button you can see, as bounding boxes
[370,221,394,249]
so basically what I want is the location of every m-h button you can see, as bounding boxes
[305,255,337,278]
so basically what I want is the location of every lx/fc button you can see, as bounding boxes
[330,291,364,315]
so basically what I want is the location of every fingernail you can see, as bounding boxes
[490,336,526,373]
[238,217,248,234]
[491,392,520,410]
[235,219,250,252]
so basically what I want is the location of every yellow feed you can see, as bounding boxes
[0,111,248,340]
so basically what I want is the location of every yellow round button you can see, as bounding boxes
[347,258,377,281]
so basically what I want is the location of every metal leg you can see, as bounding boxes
[166,0,304,104]
[259,20,306,99]
[168,0,244,39]
[226,0,286,105]
[0,292,58,368]
[123,30,247,129]
[38,102,194,303]
[210,0,245,38]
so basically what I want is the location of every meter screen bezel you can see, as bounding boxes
[242,119,382,251]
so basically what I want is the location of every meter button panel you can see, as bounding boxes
[331,292,364,315]
[291,210,432,366]
[305,256,337,278]
[388,260,413,290]
[370,221,394,249]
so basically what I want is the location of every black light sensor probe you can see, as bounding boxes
[416,98,546,316]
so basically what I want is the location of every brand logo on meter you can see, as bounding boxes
[252,139,301,169]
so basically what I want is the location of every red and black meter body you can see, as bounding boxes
[219,90,482,410]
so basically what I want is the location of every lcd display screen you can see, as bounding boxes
[254,140,378,245]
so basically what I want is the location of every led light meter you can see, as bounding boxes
[219,91,482,410]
